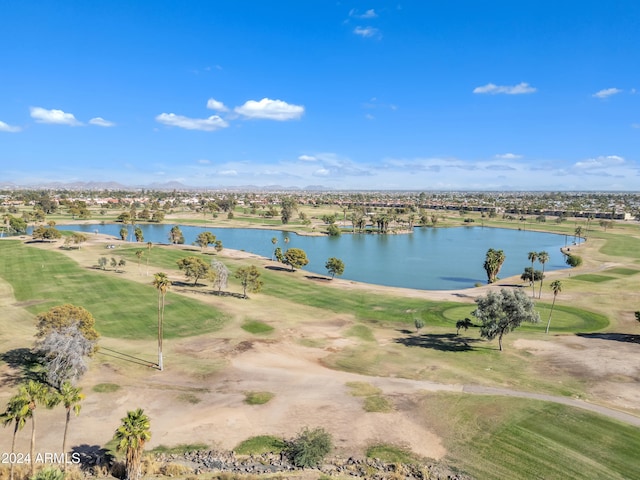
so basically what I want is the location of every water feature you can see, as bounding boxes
[54,223,569,290]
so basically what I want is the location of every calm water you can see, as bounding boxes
[55,223,569,290]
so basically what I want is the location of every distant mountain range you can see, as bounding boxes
[0,180,335,192]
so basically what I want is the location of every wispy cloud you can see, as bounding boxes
[0,120,21,132]
[350,8,378,19]
[197,159,211,164]
[573,155,625,170]
[206,98,229,112]
[89,117,115,127]
[354,26,381,38]
[495,153,522,160]
[473,82,537,95]
[298,155,317,162]
[234,98,304,121]
[592,88,623,99]
[155,113,229,131]
[30,107,82,126]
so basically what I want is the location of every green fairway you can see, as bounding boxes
[606,267,640,276]
[0,241,228,339]
[571,274,616,283]
[598,233,640,259]
[442,303,608,333]
[419,393,640,480]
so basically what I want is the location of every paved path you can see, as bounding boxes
[462,384,640,427]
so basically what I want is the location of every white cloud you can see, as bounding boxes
[197,159,211,164]
[155,113,229,131]
[313,168,331,177]
[473,82,537,95]
[218,170,237,176]
[89,117,115,127]
[354,26,381,38]
[574,155,625,170]
[298,155,317,162]
[495,153,522,160]
[206,98,229,112]
[592,88,622,99]
[350,8,378,18]
[234,98,304,121]
[0,120,21,132]
[30,107,82,126]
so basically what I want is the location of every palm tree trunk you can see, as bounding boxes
[30,415,36,477]
[62,407,70,455]
[531,261,536,297]
[157,290,163,371]
[10,426,18,480]
[538,265,546,298]
[546,295,557,334]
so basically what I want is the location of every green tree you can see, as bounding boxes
[146,242,153,275]
[483,248,505,284]
[271,237,278,261]
[134,227,144,243]
[113,408,151,480]
[274,247,284,263]
[280,197,297,224]
[152,273,171,371]
[35,304,100,344]
[195,231,217,252]
[284,248,309,271]
[325,257,345,279]
[59,382,84,457]
[98,257,108,270]
[414,318,425,333]
[32,226,62,241]
[326,224,341,236]
[285,427,332,468]
[545,280,563,334]
[472,288,540,351]
[1,394,30,480]
[520,267,543,284]
[168,225,184,244]
[234,265,263,299]
[119,227,128,241]
[537,251,549,299]
[455,318,473,335]
[574,225,583,243]
[135,250,143,274]
[176,256,210,286]
[527,251,538,297]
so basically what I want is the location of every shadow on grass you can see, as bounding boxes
[305,275,331,282]
[576,332,640,344]
[265,265,293,272]
[182,288,247,299]
[97,347,159,369]
[70,444,114,470]
[0,348,43,385]
[395,333,482,352]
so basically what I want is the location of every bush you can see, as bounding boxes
[285,427,332,468]
[565,254,583,267]
[31,468,64,480]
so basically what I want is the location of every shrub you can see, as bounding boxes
[565,254,583,267]
[31,468,64,480]
[285,427,332,468]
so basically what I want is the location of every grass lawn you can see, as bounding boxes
[241,320,275,334]
[571,274,616,283]
[0,241,228,339]
[234,435,286,455]
[419,393,640,480]
[606,267,640,276]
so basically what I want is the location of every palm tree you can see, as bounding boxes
[135,250,143,275]
[153,273,171,371]
[271,237,277,261]
[574,226,583,244]
[546,280,563,334]
[113,408,151,480]
[146,242,152,276]
[527,251,538,297]
[537,251,549,299]
[1,394,31,480]
[19,380,60,477]
[59,382,84,457]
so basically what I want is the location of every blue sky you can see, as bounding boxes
[1,1,639,190]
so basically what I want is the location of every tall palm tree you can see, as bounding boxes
[113,408,151,480]
[19,380,60,477]
[1,394,31,480]
[146,242,152,276]
[271,237,277,261]
[59,382,84,457]
[537,251,549,299]
[527,251,538,297]
[153,273,171,371]
[135,250,143,275]
[546,280,563,334]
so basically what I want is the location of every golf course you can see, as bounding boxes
[1,207,639,480]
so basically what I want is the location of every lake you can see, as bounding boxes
[55,223,570,290]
